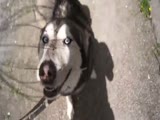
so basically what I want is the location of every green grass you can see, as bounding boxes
[154,43,160,56]
[140,0,152,18]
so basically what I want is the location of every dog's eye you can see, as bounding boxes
[42,35,49,44]
[63,37,72,45]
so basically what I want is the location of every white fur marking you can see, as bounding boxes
[66,96,74,120]
[36,47,48,81]
[52,24,71,71]
[57,24,82,93]
[90,69,97,79]
[45,23,55,40]
[57,24,72,39]
[45,99,49,107]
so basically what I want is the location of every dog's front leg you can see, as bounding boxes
[66,96,74,120]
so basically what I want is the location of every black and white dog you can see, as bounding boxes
[37,0,94,119]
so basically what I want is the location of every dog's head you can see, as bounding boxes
[37,19,90,99]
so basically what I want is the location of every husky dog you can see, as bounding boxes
[37,0,94,119]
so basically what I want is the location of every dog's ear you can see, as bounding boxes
[98,43,114,81]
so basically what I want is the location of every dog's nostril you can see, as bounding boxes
[39,69,45,76]
[48,71,52,77]
[39,60,57,81]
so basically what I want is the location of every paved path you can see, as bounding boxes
[0,0,160,120]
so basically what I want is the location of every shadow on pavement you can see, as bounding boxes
[72,4,115,120]
[72,40,115,120]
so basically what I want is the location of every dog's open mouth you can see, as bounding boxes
[43,69,72,99]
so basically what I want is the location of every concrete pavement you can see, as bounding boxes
[0,0,160,120]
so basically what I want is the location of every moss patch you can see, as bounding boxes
[140,0,152,18]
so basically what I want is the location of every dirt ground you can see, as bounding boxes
[0,0,160,120]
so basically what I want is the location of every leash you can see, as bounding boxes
[19,69,72,120]
[19,96,53,120]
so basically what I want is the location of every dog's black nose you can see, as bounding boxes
[39,60,56,85]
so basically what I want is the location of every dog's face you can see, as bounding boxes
[37,20,86,99]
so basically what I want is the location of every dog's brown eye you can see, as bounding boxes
[63,37,72,45]
[42,35,49,44]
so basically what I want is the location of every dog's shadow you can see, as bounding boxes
[71,4,115,120]
[72,41,114,120]
[72,40,114,120]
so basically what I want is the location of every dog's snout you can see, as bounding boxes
[39,60,56,84]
